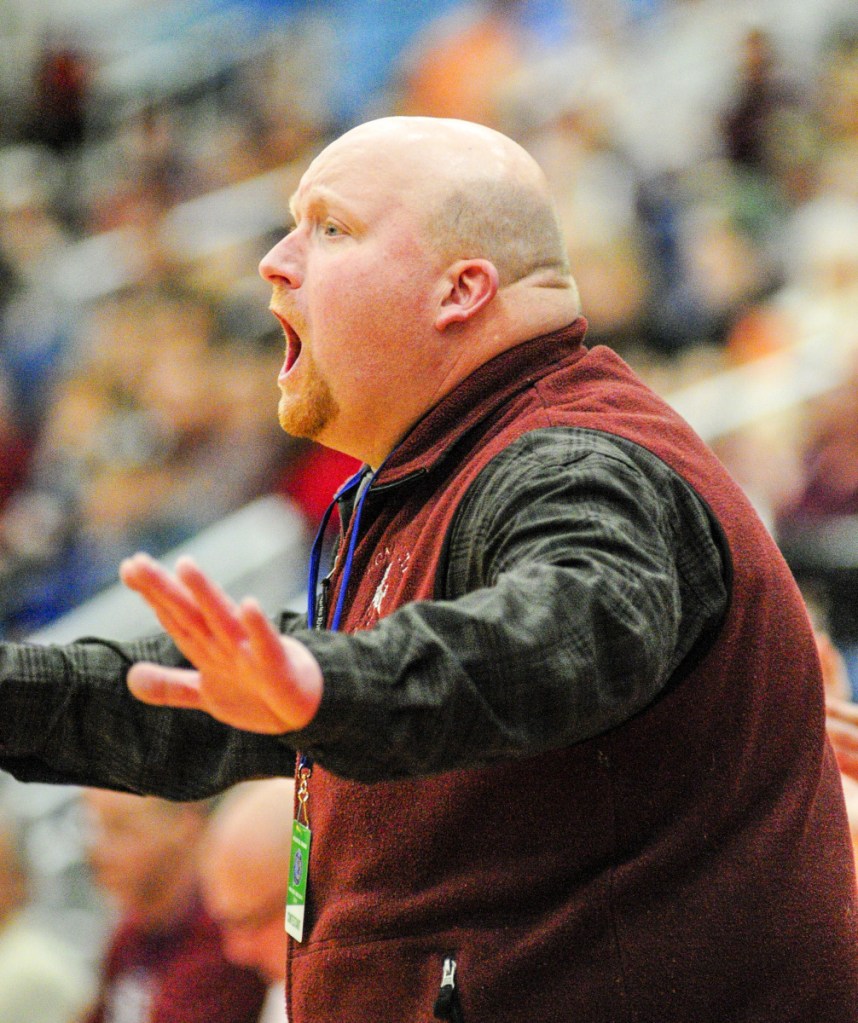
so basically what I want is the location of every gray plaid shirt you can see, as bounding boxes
[0,428,728,794]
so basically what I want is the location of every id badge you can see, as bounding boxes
[285,819,312,942]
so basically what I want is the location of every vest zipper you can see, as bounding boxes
[433,956,464,1022]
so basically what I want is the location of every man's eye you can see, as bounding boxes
[322,222,343,237]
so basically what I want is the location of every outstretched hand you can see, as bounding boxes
[119,553,323,734]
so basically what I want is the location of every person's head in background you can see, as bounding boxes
[198,778,295,984]
[82,789,211,931]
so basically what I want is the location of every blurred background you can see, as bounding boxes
[1,0,858,1008]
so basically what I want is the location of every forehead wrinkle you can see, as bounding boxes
[289,188,328,222]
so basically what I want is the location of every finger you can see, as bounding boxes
[120,554,229,665]
[239,598,289,676]
[127,662,204,709]
[833,746,858,783]
[827,697,858,727]
[119,558,202,659]
[174,556,246,648]
[828,717,858,749]
[120,551,177,591]
[240,599,323,730]
[120,554,209,634]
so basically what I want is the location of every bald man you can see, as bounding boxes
[1,116,856,1021]
[199,780,294,1023]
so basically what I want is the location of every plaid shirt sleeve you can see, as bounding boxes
[0,631,297,798]
[293,428,729,781]
[0,429,728,791]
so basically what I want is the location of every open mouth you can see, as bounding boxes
[277,316,303,377]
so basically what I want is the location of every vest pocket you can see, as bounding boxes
[434,955,465,1022]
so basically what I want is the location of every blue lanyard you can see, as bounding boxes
[300,457,388,776]
[306,466,373,632]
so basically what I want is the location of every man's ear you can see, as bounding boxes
[435,259,499,331]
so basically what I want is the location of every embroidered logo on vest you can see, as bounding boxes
[371,562,393,616]
[366,549,411,624]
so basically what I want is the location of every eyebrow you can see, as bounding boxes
[289,189,367,233]
[289,189,331,221]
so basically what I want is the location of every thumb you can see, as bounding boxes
[127,663,204,709]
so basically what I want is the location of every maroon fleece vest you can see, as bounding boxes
[288,324,858,1022]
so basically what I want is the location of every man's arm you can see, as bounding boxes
[827,698,858,781]
[294,432,729,779]
[0,630,297,798]
[119,430,729,783]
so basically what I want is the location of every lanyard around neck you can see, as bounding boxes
[306,466,373,632]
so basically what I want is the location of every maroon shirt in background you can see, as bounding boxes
[84,894,266,1023]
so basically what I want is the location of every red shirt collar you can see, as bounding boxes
[372,318,588,487]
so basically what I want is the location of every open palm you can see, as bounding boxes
[119,553,322,734]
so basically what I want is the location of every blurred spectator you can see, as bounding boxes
[817,20,858,157]
[199,778,296,1023]
[397,0,576,129]
[0,143,76,437]
[775,348,858,698]
[717,194,858,530]
[829,699,858,783]
[780,350,858,522]
[81,789,266,1023]
[818,629,853,703]
[635,152,784,355]
[720,27,800,174]
[23,37,92,157]
[230,21,338,169]
[0,810,93,1022]
[822,628,858,867]
[87,105,200,236]
[840,771,858,872]
[0,369,31,511]
[722,22,858,362]
[516,58,650,351]
[397,1,524,128]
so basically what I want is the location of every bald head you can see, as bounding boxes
[203,778,294,875]
[310,116,574,291]
[263,115,582,467]
[200,779,295,983]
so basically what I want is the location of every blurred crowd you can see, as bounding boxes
[1,0,858,1016]
[0,0,855,641]
[0,778,294,1023]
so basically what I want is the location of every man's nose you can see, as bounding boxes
[259,230,303,288]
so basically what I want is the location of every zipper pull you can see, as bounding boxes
[433,956,463,1021]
